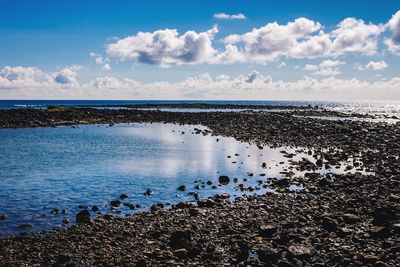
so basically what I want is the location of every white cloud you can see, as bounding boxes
[90,52,111,71]
[223,17,323,63]
[106,27,218,66]
[303,60,345,76]
[53,65,82,86]
[385,10,400,54]
[330,18,384,55]
[213,13,246,20]
[101,64,112,71]
[356,60,388,71]
[2,66,400,100]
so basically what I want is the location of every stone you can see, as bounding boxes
[120,194,128,199]
[169,230,191,249]
[342,213,360,224]
[257,246,279,263]
[144,189,153,196]
[110,200,121,207]
[288,244,314,258]
[0,214,8,220]
[174,248,188,259]
[177,185,186,191]
[259,224,277,237]
[76,210,91,224]
[218,175,230,185]
[62,218,71,224]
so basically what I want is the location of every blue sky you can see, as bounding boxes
[0,1,400,100]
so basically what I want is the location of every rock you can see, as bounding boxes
[177,185,186,191]
[316,159,323,167]
[218,175,230,185]
[257,246,279,263]
[288,244,314,258]
[56,254,71,264]
[62,218,71,224]
[51,208,61,214]
[169,230,191,249]
[369,226,390,238]
[361,254,379,264]
[259,224,277,237]
[92,205,99,212]
[110,200,121,207]
[342,213,360,224]
[120,194,128,199]
[174,248,188,259]
[150,204,163,212]
[0,214,8,220]
[144,189,153,196]
[321,217,338,232]
[371,206,398,226]
[76,210,91,224]
[274,178,290,187]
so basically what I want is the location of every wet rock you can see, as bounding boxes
[316,159,323,167]
[51,208,61,214]
[62,218,71,224]
[91,205,99,212]
[120,194,128,199]
[218,175,230,185]
[110,200,121,207]
[177,185,186,191]
[76,210,91,224]
[144,189,153,196]
[0,214,8,220]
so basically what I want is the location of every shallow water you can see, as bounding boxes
[0,123,369,237]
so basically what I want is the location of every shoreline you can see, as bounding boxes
[0,105,399,266]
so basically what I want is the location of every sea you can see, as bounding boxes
[1,100,400,117]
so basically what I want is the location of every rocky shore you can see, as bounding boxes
[0,105,399,266]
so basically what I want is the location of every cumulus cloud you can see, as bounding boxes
[106,27,218,66]
[213,13,246,20]
[385,11,400,54]
[90,52,111,71]
[356,60,388,71]
[0,65,83,91]
[100,13,396,65]
[2,66,400,100]
[303,60,345,76]
[53,65,82,86]
[222,17,384,64]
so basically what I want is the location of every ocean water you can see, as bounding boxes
[0,123,368,237]
[1,100,400,117]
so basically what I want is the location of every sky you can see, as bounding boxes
[0,0,400,100]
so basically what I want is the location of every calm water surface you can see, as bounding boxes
[0,123,368,237]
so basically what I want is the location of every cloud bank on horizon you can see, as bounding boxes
[1,9,400,100]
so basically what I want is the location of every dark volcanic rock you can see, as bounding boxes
[218,175,230,185]
[76,210,91,224]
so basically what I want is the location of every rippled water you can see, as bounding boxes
[0,123,370,237]
[1,100,400,116]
